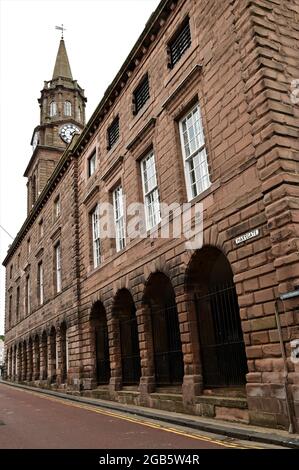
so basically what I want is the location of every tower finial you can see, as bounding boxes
[55,24,66,40]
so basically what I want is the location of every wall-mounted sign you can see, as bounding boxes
[235,229,260,245]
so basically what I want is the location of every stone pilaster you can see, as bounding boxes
[136,304,155,400]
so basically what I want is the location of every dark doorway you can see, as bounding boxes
[90,302,110,385]
[187,247,248,388]
[144,273,184,386]
[113,290,141,385]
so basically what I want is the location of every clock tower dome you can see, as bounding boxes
[25,38,87,213]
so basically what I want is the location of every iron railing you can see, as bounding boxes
[120,311,141,385]
[95,325,110,385]
[195,281,248,388]
[151,303,184,386]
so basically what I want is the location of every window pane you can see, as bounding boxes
[180,104,210,200]
[141,152,160,230]
[113,186,125,252]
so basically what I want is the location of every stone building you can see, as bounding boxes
[3,0,299,432]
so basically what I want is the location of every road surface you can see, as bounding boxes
[0,382,278,449]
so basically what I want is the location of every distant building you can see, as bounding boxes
[2,0,299,433]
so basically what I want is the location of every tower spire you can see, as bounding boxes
[52,37,73,80]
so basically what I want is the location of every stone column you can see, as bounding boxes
[136,303,155,401]
[5,349,10,379]
[33,338,39,380]
[11,349,14,380]
[26,342,32,382]
[108,312,122,392]
[55,327,62,386]
[175,289,203,409]
[17,346,21,382]
[39,336,47,381]
[47,335,56,384]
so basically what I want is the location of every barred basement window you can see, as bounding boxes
[107,117,119,150]
[168,17,191,69]
[133,74,150,115]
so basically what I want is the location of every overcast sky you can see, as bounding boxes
[0,0,160,335]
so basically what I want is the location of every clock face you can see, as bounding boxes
[59,123,80,144]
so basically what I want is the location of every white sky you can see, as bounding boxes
[0,0,161,335]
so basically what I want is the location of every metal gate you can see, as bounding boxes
[95,325,110,384]
[120,307,141,385]
[195,281,248,388]
[151,303,184,385]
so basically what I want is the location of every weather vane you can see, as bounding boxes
[55,24,66,39]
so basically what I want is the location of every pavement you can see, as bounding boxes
[1,380,299,449]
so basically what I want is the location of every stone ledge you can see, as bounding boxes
[196,395,248,409]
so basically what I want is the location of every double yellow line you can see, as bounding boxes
[6,384,261,449]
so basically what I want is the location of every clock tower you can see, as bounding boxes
[25,38,87,213]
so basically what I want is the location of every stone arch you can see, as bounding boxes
[185,246,248,389]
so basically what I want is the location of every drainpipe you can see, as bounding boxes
[274,289,299,434]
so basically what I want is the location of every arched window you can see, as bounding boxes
[64,101,72,116]
[77,106,81,121]
[49,101,57,117]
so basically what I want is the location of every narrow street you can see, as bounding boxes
[0,383,281,450]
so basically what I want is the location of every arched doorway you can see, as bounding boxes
[90,302,110,385]
[113,290,141,385]
[187,247,248,388]
[143,273,184,386]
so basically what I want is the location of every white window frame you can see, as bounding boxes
[141,151,161,230]
[54,196,61,218]
[88,152,96,177]
[26,275,31,315]
[179,104,210,201]
[49,101,57,117]
[55,243,62,293]
[113,186,126,252]
[91,205,101,268]
[39,219,43,239]
[64,101,72,116]
[38,262,44,305]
